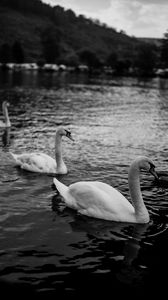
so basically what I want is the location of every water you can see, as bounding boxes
[0,70,168,297]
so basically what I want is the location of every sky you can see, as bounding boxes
[42,0,168,38]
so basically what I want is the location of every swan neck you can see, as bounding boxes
[3,104,10,126]
[55,133,64,167]
[128,163,149,222]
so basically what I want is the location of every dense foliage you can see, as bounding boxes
[0,0,166,76]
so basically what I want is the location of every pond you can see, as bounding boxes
[0,70,168,297]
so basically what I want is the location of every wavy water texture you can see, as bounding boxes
[0,72,168,296]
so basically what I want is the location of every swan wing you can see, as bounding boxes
[0,121,5,127]
[67,181,134,221]
[12,152,56,173]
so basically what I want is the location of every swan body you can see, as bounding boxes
[10,127,74,174]
[10,152,57,173]
[53,156,158,223]
[0,101,11,128]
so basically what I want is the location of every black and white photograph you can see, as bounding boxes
[1,0,168,298]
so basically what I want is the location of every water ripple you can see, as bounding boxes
[1,75,168,295]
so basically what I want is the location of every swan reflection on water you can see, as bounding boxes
[1,76,168,296]
[1,127,12,148]
[53,157,158,223]
[51,190,168,293]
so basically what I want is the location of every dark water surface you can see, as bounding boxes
[1,70,168,297]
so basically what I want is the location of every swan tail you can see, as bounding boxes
[53,178,68,197]
[9,152,16,159]
[53,177,76,207]
[9,152,19,164]
[9,152,25,168]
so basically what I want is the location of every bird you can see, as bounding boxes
[10,127,74,174]
[0,101,11,128]
[53,156,158,223]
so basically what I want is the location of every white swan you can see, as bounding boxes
[53,156,158,223]
[10,127,74,174]
[0,101,11,128]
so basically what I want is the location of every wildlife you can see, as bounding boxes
[0,101,11,128]
[10,127,74,174]
[53,156,158,223]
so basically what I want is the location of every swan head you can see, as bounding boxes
[2,101,10,109]
[134,156,158,180]
[57,127,74,141]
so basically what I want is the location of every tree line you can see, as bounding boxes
[1,35,168,76]
[1,0,168,76]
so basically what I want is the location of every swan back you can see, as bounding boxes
[10,152,57,173]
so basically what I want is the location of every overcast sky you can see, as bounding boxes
[42,0,168,38]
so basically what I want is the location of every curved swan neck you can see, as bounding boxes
[3,103,10,127]
[128,162,149,222]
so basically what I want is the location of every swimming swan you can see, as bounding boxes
[10,127,74,174]
[53,156,158,223]
[0,101,11,128]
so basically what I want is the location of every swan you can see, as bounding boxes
[0,101,11,128]
[10,127,74,174]
[53,156,158,223]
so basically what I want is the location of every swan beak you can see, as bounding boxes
[68,134,75,142]
[65,131,75,141]
[65,129,75,141]
[149,166,159,180]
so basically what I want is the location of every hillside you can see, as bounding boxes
[137,37,163,47]
[0,7,52,62]
[0,0,144,64]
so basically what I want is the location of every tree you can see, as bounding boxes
[78,49,101,68]
[0,43,11,63]
[12,41,24,63]
[160,30,168,68]
[41,26,60,63]
[106,52,131,75]
[106,51,118,69]
[59,52,79,66]
[133,43,158,76]
[66,9,76,23]
[53,5,65,26]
